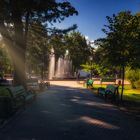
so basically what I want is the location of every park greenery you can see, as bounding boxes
[96,11,140,100]
[125,68,140,89]
[0,41,13,76]
[81,63,110,77]
[92,84,140,103]
[0,0,78,87]
[0,0,139,103]
[75,11,140,102]
[26,21,50,79]
[64,32,91,71]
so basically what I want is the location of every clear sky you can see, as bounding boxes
[54,0,140,41]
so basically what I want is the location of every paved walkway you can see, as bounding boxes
[0,82,140,140]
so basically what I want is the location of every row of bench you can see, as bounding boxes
[85,79,119,101]
[0,79,51,119]
[0,86,36,119]
[0,78,50,90]
[26,78,50,91]
[85,78,120,87]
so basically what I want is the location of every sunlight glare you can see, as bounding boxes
[80,116,120,130]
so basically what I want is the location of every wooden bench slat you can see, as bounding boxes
[0,85,36,119]
[98,84,119,101]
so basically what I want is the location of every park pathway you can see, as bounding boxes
[0,83,140,140]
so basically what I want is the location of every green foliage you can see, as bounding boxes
[126,68,140,89]
[95,11,140,100]
[134,80,140,89]
[49,24,78,61]
[0,41,13,74]
[49,34,66,60]
[81,63,109,77]
[64,32,91,70]
[27,22,49,61]
[95,11,140,68]
[26,21,50,78]
[0,0,78,85]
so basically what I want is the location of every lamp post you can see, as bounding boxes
[89,56,93,78]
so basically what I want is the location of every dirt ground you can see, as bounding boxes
[49,80,85,88]
[49,80,130,88]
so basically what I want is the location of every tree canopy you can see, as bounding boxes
[64,32,91,71]
[96,11,140,68]
[95,11,140,100]
[0,0,78,86]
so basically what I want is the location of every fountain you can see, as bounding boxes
[48,48,55,80]
[48,48,72,79]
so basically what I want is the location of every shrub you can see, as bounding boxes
[125,68,140,89]
[134,80,140,89]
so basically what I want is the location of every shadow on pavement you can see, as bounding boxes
[0,85,140,140]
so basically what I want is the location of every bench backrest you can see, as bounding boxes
[101,78,116,82]
[27,78,38,86]
[6,86,27,98]
[105,84,118,93]
[26,78,38,83]
[87,79,94,84]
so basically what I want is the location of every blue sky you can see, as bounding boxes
[54,0,139,41]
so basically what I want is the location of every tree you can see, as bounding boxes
[0,0,78,87]
[0,40,13,76]
[81,63,111,78]
[49,34,66,61]
[27,21,77,79]
[64,32,91,72]
[95,11,140,101]
[26,21,50,79]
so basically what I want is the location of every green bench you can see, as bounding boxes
[98,84,119,101]
[7,86,36,102]
[0,86,36,118]
[0,87,25,118]
[86,79,94,88]
[27,78,39,88]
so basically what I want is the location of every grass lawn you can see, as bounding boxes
[122,89,140,103]
[92,84,140,103]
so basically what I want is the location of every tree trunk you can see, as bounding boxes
[11,2,29,88]
[12,46,26,87]
[0,1,30,88]
[120,66,125,101]
[13,24,26,87]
